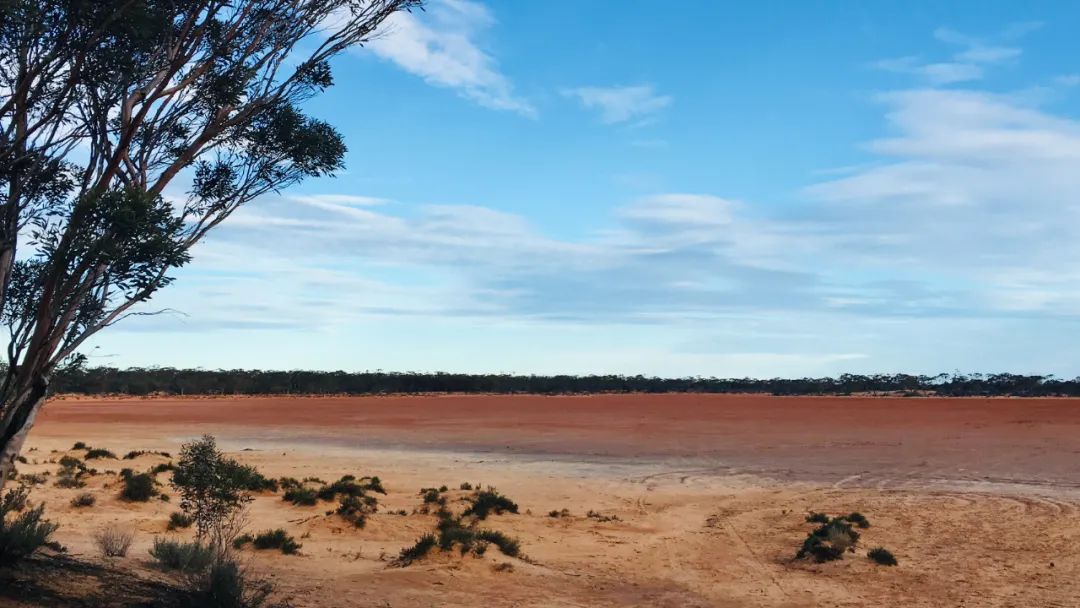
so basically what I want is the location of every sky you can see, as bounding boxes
[89,0,1080,378]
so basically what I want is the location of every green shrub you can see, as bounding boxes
[0,487,58,566]
[86,448,117,460]
[805,511,830,524]
[463,489,518,519]
[223,463,278,493]
[843,512,870,528]
[548,508,570,518]
[168,511,194,530]
[151,462,176,475]
[796,514,861,562]
[121,471,156,501]
[282,486,317,506]
[19,473,47,486]
[70,493,96,508]
[476,530,521,557]
[868,547,897,566]
[55,457,88,488]
[252,529,301,555]
[421,488,443,505]
[15,456,27,464]
[150,537,214,572]
[586,510,619,522]
[72,442,87,450]
[180,555,283,608]
[336,494,376,528]
[396,534,436,566]
[277,477,301,491]
[459,482,473,491]
[232,534,253,549]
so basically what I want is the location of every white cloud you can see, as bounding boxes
[562,85,672,124]
[875,26,1027,85]
[365,0,534,116]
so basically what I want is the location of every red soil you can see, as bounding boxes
[35,393,1080,487]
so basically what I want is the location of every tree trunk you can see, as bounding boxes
[0,375,48,493]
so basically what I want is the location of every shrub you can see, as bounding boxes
[277,477,301,491]
[336,494,376,528]
[476,530,521,558]
[55,457,88,488]
[86,448,117,460]
[421,488,443,505]
[180,555,284,608]
[121,471,156,501]
[252,529,301,555]
[223,463,278,493]
[15,456,27,464]
[70,493,96,508]
[150,537,214,572]
[586,510,620,522]
[282,486,317,506]
[868,547,898,566]
[0,487,59,566]
[548,508,570,518]
[168,511,194,530]
[124,450,172,460]
[72,442,87,450]
[459,482,473,491]
[806,511,830,524]
[844,512,871,529]
[151,462,176,475]
[396,534,436,566]
[463,489,518,520]
[94,524,135,557]
[171,435,254,539]
[232,534,253,550]
[796,514,861,563]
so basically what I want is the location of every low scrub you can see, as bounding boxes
[336,494,377,528]
[251,529,301,555]
[55,457,88,488]
[180,555,289,608]
[70,493,96,508]
[868,547,898,566]
[72,442,88,450]
[120,470,157,502]
[586,510,620,522]
[796,512,865,563]
[150,537,214,572]
[94,523,135,557]
[0,487,59,566]
[463,488,518,520]
[395,533,436,566]
[282,486,317,506]
[168,511,194,530]
[85,448,117,460]
[124,450,172,460]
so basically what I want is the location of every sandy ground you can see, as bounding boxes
[7,394,1080,607]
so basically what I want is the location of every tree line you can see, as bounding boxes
[45,367,1080,397]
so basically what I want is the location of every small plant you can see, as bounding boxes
[94,523,135,557]
[181,555,280,608]
[149,538,214,572]
[337,494,377,528]
[396,533,436,566]
[85,448,117,460]
[15,455,27,464]
[463,488,518,520]
[421,488,443,505]
[150,462,176,475]
[868,547,898,566]
[283,486,318,506]
[0,487,59,566]
[72,442,88,450]
[168,511,194,530]
[548,508,570,518]
[475,530,521,558]
[252,529,301,555]
[459,482,473,491]
[806,511,830,524]
[55,457,88,488]
[19,473,47,486]
[796,513,862,563]
[120,470,156,501]
[844,512,871,529]
[124,450,172,460]
[586,510,620,522]
[232,533,254,549]
[70,493,96,508]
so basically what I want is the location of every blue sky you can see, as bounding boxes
[91,1,1080,377]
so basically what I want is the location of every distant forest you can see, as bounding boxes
[42,367,1080,397]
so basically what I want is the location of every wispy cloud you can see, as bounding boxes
[366,0,534,116]
[873,24,1033,85]
[562,84,672,124]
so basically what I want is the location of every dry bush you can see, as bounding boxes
[94,523,135,557]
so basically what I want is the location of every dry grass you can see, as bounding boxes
[94,524,135,557]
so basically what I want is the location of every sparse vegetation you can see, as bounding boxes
[94,523,135,557]
[396,534,436,566]
[586,510,620,522]
[124,450,172,460]
[463,488,518,520]
[120,470,157,502]
[150,538,214,572]
[796,512,867,563]
[55,457,88,488]
[232,534,254,550]
[86,448,117,460]
[251,529,301,555]
[70,493,96,508]
[0,486,58,566]
[806,511,830,524]
[282,486,318,506]
[168,511,195,530]
[459,482,473,491]
[72,442,87,450]
[548,508,570,518]
[171,436,255,539]
[868,547,898,566]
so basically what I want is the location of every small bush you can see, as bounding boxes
[336,494,376,528]
[120,471,156,501]
[124,450,172,460]
[277,477,301,491]
[843,512,871,529]
[463,489,518,520]
[396,534,436,566]
[72,442,87,450]
[70,493,96,508]
[232,533,253,549]
[224,463,278,493]
[805,511,830,524]
[15,455,27,464]
[421,488,443,504]
[168,511,194,530]
[55,457,87,488]
[19,473,47,486]
[548,508,570,518]
[282,486,317,506]
[0,487,59,566]
[476,530,521,558]
[180,555,282,608]
[459,482,473,491]
[868,547,898,566]
[151,462,176,475]
[796,514,861,563]
[586,510,620,522]
[94,524,135,557]
[150,538,214,572]
[252,529,301,555]
[86,448,117,460]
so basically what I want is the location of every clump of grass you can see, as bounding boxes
[55,457,88,488]
[19,473,48,486]
[15,455,27,464]
[0,486,59,566]
[167,511,194,530]
[463,488,518,520]
[336,494,377,528]
[123,450,172,460]
[94,524,135,557]
[277,477,301,491]
[586,510,620,522]
[548,508,570,518]
[252,529,301,555]
[796,512,863,563]
[72,442,87,450]
[395,533,436,566]
[475,530,521,557]
[459,482,473,491]
[805,511,830,524]
[844,512,870,529]
[70,493,96,508]
[420,487,445,505]
[868,547,897,566]
[149,538,213,572]
[150,462,176,475]
[85,448,117,460]
[232,533,254,550]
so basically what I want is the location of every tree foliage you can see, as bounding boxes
[0,0,420,487]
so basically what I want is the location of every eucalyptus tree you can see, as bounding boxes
[0,0,420,488]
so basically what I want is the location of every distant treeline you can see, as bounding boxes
[42,367,1080,397]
